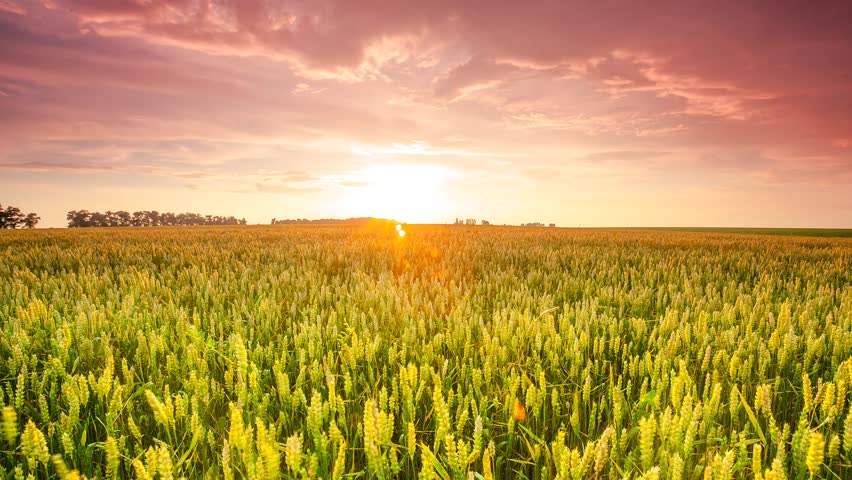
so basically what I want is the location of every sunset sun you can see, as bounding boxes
[341,164,455,223]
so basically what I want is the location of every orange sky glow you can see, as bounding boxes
[1,1,851,227]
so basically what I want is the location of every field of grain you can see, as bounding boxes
[1,225,850,479]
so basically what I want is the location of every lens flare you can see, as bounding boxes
[513,399,526,421]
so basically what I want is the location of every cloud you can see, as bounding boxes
[576,151,670,164]
[44,0,452,81]
[2,0,852,228]
[339,180,369,188]
[10,0,846,102]
[504,110,687,138]
[433,55,517,101]
[291,83,327,95]
[350,142,502,158]
[0,160,116,172]
[254,182,323,194]
[0,0,23,15]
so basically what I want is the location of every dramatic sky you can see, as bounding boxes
[2,0,851,227]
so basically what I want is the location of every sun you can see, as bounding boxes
[340,164,454,223]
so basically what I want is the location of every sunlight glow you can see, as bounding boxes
[340,164,456,223]
[350,141,492,157]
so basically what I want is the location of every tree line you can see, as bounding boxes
[0,203,40,229]
[67,210,247,228]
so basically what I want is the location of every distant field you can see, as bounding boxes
[626,227,852,238]
[1,225,850,479]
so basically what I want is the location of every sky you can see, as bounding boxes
[1,0,851,228]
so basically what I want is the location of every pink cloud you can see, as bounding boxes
[1,0,851,228]
[0,0,24,15]
[433,55,518,101]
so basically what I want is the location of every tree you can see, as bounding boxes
[23,213,40,228]
[116,211,131,226]
[66,209,250,227]
[67,210,89,228]
[0,203,38,229]
[131,211,146,227]
[160,212,176,226]
[90,211,106,227]
[2,206,22,228]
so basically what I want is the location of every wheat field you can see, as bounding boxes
[1,225,850,479]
